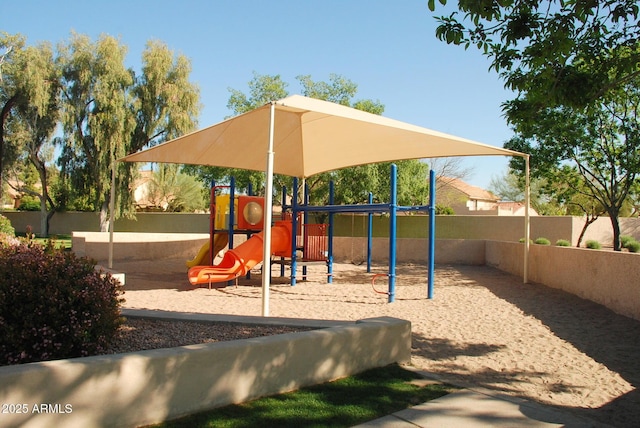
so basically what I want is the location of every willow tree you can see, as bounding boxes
[57,34,134,231]
[127,40,200,212]
[0,33,27,204]
[57,35,200,230]
[6,42,60,235]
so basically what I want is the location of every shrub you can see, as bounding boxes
[555,239,571,247]
[585,240,601,249]
[519,238,534,244]
[621,235,636,248]
[534,237,551,245]
[0,214,14,236]
[0,242,124,365]
[626,240,640,253]
[16,195,40,211]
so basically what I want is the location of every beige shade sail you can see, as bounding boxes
[120,94,523,177]
[120,95,529,316]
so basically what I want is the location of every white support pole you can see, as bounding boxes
[261,102,276,316]
[524,155,531,284]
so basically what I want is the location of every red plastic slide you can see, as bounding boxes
[187,220,292,286]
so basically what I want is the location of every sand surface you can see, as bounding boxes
[109,258,640,427]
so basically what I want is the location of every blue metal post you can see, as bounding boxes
[327,181,335,283]
[367,192,373,273]
[388,164,397,303]
[428,169,436,299]
[291,177,299,286]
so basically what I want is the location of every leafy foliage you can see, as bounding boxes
[0,214,15,236]
[555,239,571,247]
[0,242,124,365]
[534,237,550,245]
[585,240,601,249]
[429,1,640,109]
[625,240,640,253]
[505,75,640,250]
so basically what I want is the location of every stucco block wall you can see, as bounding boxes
[486,241,640,321]
[5,211,640,248]
[333,237,485,265]
[0,315,411,428]
[72,232,209,261]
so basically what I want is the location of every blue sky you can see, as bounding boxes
[2,0,516,189]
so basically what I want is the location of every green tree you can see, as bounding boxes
[57,35,200,228]
[0,33,27,203]
[489,171,563,215]
[144,164,205,212]
[0,35,62,235]
[57,33,135,231]
[429,0,640,108]
[8,43,60,235]
[505,76,640,250]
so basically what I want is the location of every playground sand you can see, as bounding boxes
[111,258,640,427]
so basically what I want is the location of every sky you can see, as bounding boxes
[2,0,517,190]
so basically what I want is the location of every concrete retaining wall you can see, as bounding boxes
[0,312,411,428]
[72,232,209,261]
[486,241,640,321]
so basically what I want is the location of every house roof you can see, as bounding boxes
[437,177,498,202]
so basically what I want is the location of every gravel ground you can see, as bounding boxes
[105,317,314,354]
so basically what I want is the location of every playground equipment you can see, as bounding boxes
[188,221,291,286]
[283,164,436,302]
[187,178,271,286]
[187,164,437,302]
[186,234,228,268]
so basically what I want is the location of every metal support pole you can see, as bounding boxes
[427,169,436,299]
[261,102,275,317]
[328,181,335,284]
[367,192,373,273]
[388,164,397,303]
[291,177,299,286]
[524,155,531,284]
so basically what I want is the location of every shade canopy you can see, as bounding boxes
[120,94,529,317]
[121,94,523,177]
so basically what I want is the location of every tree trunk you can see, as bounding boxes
[576,215,598,247]
[609,212,622,251]
[99,201,110,232]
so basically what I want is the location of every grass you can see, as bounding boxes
[149,364,453,428]
[17,234,72,250]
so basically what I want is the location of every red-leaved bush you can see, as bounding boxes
[0,240,124,365]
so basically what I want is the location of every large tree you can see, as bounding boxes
[0,35,62,234]
[57,35,200,230]
[505,76,640,250]
[7,42,61,235]
[429,0,640,108]
[430,1,640,250]
[0,33,27,204]
[57,33,135,231]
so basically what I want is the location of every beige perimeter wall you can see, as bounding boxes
[5,211,640,248]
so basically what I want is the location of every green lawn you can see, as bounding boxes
[18,234,72,250]
[149,364,453,428]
